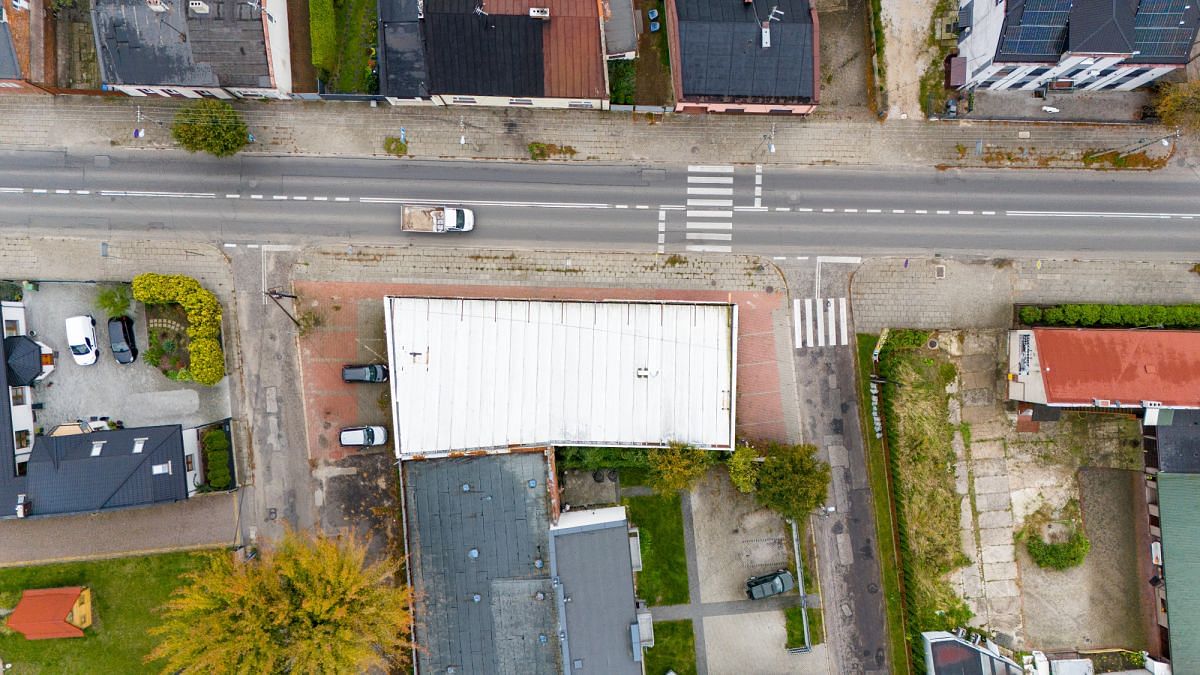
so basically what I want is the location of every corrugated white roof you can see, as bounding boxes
[385,297,737,457]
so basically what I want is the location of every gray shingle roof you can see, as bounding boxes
[403,453,560,674]
[26,425,188,516]
[0,22,21,80]
[550,518,641,675]
[1068,0,1137,53]
[1157,473,1200,673]
[1155,410,1200,473]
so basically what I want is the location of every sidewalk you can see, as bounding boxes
[0,95,1187,169]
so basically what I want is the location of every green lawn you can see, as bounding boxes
[644,620,696,675]
[619,467,650,487]
[312,0,378,93]
[623,493,689,606]
[856,334,910,675]
[0,551,213,674]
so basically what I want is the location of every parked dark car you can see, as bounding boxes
[745,570,795,600]
[107,316,138,364]
[342,364,389,383]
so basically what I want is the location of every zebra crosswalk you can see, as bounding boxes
[794,297,850,349]
[685,165,735,252]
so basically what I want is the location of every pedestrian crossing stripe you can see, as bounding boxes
[794,297,849,348]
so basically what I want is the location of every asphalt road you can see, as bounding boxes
[0,149,1198,257]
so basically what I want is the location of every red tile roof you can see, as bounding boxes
[485,0,606,98]
[6,587,85,640]
[1033,328,1200,407]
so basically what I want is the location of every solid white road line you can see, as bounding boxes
[686,210,734,219]
[839,298,849,346]
[826,299,836,347]
[0,187,24,193]
[686,245,732,253]
[734,206,768,212]
[804,299,815,348]
[686,232,733,241]
[685,222,733,230]
[687,198,734,207]
[817,256,862,264]
[686,187,734,196]
[816,298,825,347]
[687,176,734,184]
[688,165,735,173]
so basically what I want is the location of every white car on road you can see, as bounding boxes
[65,315,100,366]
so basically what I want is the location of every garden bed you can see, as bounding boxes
[0,551,212,673]
[144,303,191,379]
[197,421,236,491]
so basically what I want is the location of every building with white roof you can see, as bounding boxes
[383,297,737,458]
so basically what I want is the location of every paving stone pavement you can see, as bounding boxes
[851,257,1200,333]
[0,95,1188,170]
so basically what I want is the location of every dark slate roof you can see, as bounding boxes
[1069,0,1137,53]
[551,517,640,675]
[5,336,42,387]
[25,425,188,516]
[1156,410,1200,474]
[675,0,814,102]
[403,454,559,675]
[0,22,21,80]
[423,13,545,96]
[378,0,430,97]
[93,0,270,87]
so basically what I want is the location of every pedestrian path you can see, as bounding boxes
[794,297,849,349]
[685,165,735,253]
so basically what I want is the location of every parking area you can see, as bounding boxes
[22,282,231,429]
[692,467,792,603]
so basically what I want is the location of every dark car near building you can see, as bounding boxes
[107,316,138,364]
[745,570,795,600]
[342,364,389,383]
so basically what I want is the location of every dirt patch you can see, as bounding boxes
[286,0,318,92]
[1019,469,1148,652]
[691,467,791,603]
[633,0,673,106]
[816,0,871,109]
[318,451,401,565]
[880,0,938,118]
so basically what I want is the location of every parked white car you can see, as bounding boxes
[339,426,389,448]
[64,315,100,366]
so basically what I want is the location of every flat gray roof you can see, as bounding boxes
[93,0,269,87]
[403,453,560,674]
[550,509,640,675]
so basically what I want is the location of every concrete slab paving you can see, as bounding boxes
[981,545,1015,564]
[703,612,820,675]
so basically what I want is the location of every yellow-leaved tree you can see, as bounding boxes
[146,530,412,674]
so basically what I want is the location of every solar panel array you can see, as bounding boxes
[1000,0,1071,57]
[1134,0,1195,58]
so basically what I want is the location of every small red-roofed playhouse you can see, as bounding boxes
[5,586,93,639]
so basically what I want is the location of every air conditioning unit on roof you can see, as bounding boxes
[530,7,549,18]
[147,0,168,12]
[189,0,210,13]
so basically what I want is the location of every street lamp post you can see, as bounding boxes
[265,288,300,327]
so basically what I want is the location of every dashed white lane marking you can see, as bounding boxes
[226,194,240,199]
[866,209,881,213]
[75,190,90,195]
[615,204,629,209]
[915,209,928,214]
[937,210,950,214]
[822,208,835,213]
[273,195,288,200]
[687,198,734,207]
[981,210,995,215]
[776,207,791,212]
[335,197,351,202]
[293,196,308,201]
[32,189,47,194]
[686,232,733,241]
[689,165,735,173]
[797,208,813,212]
[251,194,263,199]
[246,244,260,249]
[636,205,650,209]
[892,209,905,214]
[774,256,787,260]
[685,244,732,252]
[957,210,973,215]
[687,176,734,184]
[55,189,70,194]
[844,208,858,213]
[314,196,328,201]
[223,243,237,248]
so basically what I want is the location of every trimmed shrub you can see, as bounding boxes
[1021,303,1200,329]
[133,274,225,385]
[309,0,337,74]
[203,428,230,452]
[1025,527,1090,570]
[188,338,226,386]
[1018,306,1042,325]
[727,445,759,494]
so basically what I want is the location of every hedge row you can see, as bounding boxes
[1020,303,1200,328]
[202,428,232,490]
[132,273,226,385]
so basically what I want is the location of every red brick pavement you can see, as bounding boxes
[296,281,790,463]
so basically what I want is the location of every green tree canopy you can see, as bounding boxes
[147,530,412,674]
[1156,81,1200,133]
[647,442,715,496]
[171,99,250,158]
[727,444,760,494]
[755,442,830,522]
